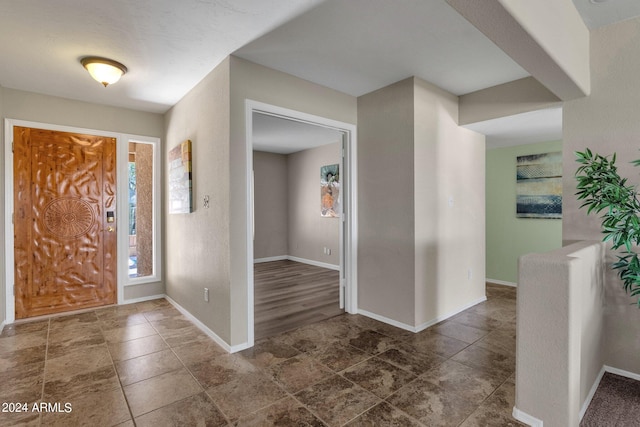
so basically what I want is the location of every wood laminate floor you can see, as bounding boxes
[254,260,344,340]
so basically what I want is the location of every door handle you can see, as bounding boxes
[107,226,115,232]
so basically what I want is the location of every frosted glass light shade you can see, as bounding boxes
[81,57,127,87]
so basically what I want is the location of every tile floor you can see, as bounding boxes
[0,284,524,426]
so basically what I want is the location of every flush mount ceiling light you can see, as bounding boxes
[81,57,127,87]
[589,0,611,3]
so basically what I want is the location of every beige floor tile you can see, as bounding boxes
[267,353,333,393]
[99,312,149,331]
[376,341,445,375]
[116,348,183,385]
[207,371,287,421]
[0,410,41,426]
[162,326,210,348]
[172,339,227,365]
[43,365,120,401]
[429,321,489,344]
[451,343,515,380]
[233,396,323,426]
[0,360,45,402]
[0,320,49,338]
[108,334,168,361]
[404,329,470,358]
[187,353,258,389]
[305,341,370,372]
[49,312,98,330]
[45,343,112,382]
[135,392,227,427]
[0,330,48,354]
[346,330,399,355]
[295,375,380,427]
[103,323,158,344]
[342,357,416,399]
[419,359,504,403]
[239,338,300,368]
[345,401,422,426]
[47,324,105,359]
[387,377,478,427]
[142,307,184,322]
[123,368,202,417]
[40,387,131,427]
[151,317,197,337]
[0,344,47,370]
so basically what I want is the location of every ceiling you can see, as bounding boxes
[253,113,343,154]
[1,0,640,148]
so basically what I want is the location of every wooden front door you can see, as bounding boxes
[13,127,117,319]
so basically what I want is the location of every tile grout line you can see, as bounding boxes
[37,317,51,427]
[145,308,233,426]
[98,308,138,426]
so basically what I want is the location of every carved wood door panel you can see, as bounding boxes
[13,126,117,319]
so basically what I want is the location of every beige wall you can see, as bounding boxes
[0,87,4,326]
[414,77,485,326]
[288,142,341,266]
[164,58,232,343]
[0,87,164,325]
[563,17,640,375]
[229,56,357,346]
[358,77,485,328]
[459,77,561,125]
[357,78,416,326]
[253,151,289,260]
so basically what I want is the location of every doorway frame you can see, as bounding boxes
[245,100,358,346]
[3,119,161,323]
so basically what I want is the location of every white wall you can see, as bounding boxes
[164,58,232,343]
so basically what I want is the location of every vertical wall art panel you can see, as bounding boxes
[516,151,562,218]
[321,163,340,217]
[169,139,193,214]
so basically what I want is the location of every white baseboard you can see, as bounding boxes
[357,309,416,332]
[121,294,166,305]
[579,364,640,421]
[512,407,543,427]
[580,366,606,421]
[414,296,487,332]
[254,255,288,263]
[604,364,640,381]
[0,320,4,335]
[254,255,340,271]
[358,296,487,334]
[164,295,236,354]
[287,256,339,271]
[486,278,517,287]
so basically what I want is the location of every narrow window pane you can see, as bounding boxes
[129,142,154,278]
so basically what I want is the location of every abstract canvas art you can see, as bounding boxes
[321,164,340,218]
[516,151,562,219]
[168,139,193,214]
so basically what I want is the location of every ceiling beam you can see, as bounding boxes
[447,0,590,101]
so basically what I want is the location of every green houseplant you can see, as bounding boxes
[575,149,640,307]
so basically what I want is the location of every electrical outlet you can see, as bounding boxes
[204,287,209,302]
[327,248,331,255]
